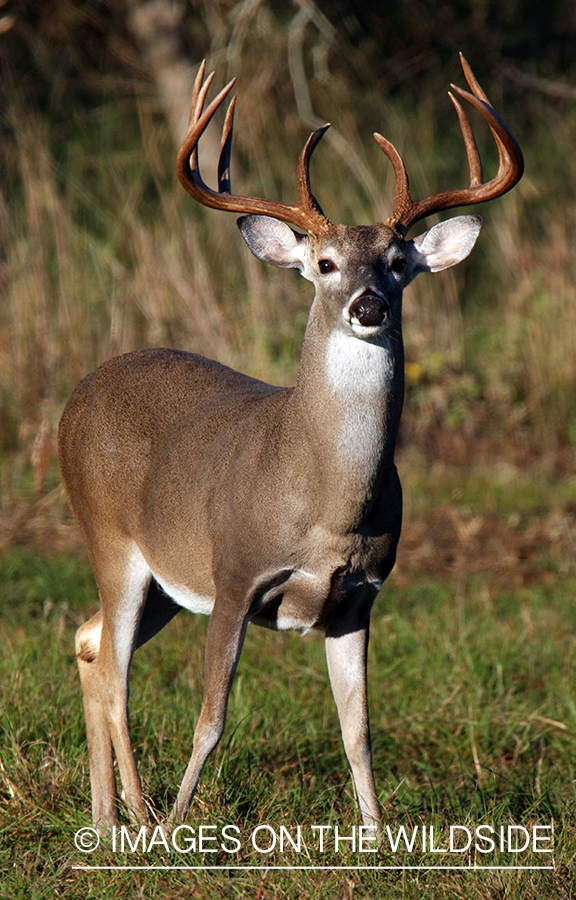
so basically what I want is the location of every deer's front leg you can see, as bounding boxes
[171,600,248,824]
[325,618,381,830]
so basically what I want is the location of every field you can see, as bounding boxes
[1,2,576,898]
[1,464,575,899]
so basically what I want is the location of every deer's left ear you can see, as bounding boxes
[408,214,483,278]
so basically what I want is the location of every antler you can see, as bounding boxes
[376,54,524,235]
[176,61,334,236]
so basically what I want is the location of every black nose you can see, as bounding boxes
[348,293,390,328]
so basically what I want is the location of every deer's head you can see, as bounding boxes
[177,57,523,344]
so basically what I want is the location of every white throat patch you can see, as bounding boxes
[325,330,395,469]
[325,329,394,394]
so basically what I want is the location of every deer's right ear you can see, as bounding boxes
[237,216,307,270]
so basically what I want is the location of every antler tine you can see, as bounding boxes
[177,61,333,236]
[373,133,413,224]
[296,125,331,220]
[218,95,236,194]
[191,61,213,123]
[448,92,483,186]
[454,54,507,171]
[449,83,523,187]
[381,55,524,234]
[178,68,236,196]
[188,60,208,128]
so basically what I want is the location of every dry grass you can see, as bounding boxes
[2,51,576,495]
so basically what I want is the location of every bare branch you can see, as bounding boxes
[506,65,576,101]
[287,2,379,199]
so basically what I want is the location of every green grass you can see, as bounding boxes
[1,542,575,898]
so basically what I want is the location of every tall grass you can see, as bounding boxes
[1,45,575,510]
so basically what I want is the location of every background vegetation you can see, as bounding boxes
[1,1,575,897]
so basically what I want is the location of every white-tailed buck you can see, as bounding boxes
[59,55,523,831]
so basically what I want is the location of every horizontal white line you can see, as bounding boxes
[72,864,555,871]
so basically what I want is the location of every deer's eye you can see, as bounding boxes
[318,259,337,274]
[390,257,407,275]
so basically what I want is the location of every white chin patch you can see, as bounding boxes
[349,319,386,338]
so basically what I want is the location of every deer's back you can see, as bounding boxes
[58,348,289,541]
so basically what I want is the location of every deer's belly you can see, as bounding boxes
[152,573,215,616]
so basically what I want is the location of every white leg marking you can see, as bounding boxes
[112,546,152,672]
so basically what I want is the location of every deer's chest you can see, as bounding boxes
[246,521,398,634]
[248,562,385,634]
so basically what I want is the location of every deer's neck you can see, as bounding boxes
[285,306,404,511]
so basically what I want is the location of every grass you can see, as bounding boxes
[1,491,575,899]
[2,28,576,491]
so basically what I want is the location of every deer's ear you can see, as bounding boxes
[408,215,483,276]
[237,215,307,269]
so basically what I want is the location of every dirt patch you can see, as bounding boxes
[396,503,576,588]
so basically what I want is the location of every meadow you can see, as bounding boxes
[1,471,576,898]
[1,2,576,897]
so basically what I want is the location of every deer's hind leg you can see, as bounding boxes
[76,541,153,829]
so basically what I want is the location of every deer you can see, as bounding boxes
[58,55,523,833]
